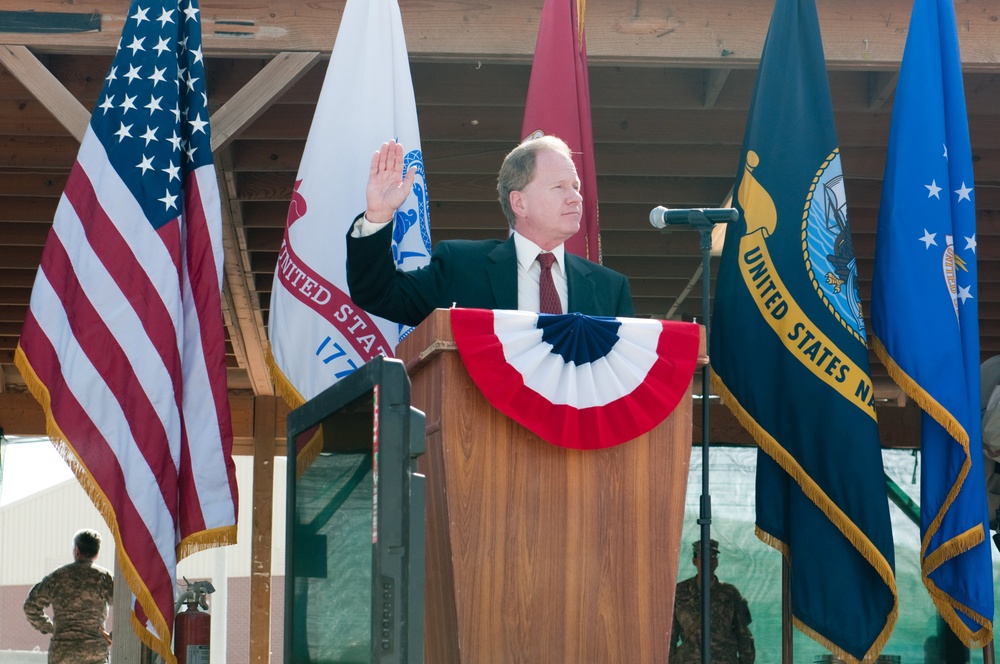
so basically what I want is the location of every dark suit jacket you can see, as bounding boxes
[347,220,635,327]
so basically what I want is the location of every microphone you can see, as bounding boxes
[649,206,739,229]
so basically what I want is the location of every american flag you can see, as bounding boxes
[14,0,238,660]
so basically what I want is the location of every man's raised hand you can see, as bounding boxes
[365,139,417,224]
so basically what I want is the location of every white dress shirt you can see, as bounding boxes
[513,233,567,314]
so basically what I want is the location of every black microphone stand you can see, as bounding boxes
[655,209,724,664]
[693,211,716,664]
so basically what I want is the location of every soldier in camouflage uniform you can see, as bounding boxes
[24,529,115,664]
[671,539,755,663]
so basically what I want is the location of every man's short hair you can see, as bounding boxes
[497,134,575,228]
[74,529,102,559]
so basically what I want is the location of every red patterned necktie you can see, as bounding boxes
[537,252,562,314]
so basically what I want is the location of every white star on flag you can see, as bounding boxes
[127,36,145,55]
[115,122,133,141]
[149,66,167,85]
[158,188,178,210]
[954,182,973,202]
[124,64,142,82]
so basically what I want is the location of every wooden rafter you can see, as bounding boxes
[0,44,88,140]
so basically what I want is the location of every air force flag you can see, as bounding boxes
[870,0,994,646]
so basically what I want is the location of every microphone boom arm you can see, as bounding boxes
[649,206,738,231]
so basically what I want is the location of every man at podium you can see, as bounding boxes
[347,135,634,324]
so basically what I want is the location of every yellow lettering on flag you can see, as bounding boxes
[738,230,877,421]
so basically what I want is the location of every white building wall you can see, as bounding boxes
[0,482,115,585]
[2,448,289,660]
[0,453,287,585]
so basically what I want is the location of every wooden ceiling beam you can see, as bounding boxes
[244,64,1000,116]
[867,70,898,110]
[157,135,904,181]
[3,0,1000,71]
[0,390,292,451]
[693,400,921,448]
[210,51,320,152]
[0,222,49,246]
[0,304,27,322]
[703,68,730,108]
[0,246,40,269]
[229,168,1000,210]
[207,51,322,396]
[0,270,36,289]
[0,198,57,221]
[0,44,87,140]
[7,56,1000,123]
[0,135,78,169]
[217,146,274,396]
[0,286,29,305]
[0,97,74,135]
[0,172,66,197]
[410,64,1000,115]
[223,101,1000,149]
[229,139,304,172]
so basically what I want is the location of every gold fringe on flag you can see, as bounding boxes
[265,347,324,477]
[15,343,179,664]
[872,335,992,647]
[712,372,898,664]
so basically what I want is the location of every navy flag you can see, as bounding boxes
[870,0,994,647]
[710,0,897,661]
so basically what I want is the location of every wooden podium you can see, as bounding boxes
[396,309,705,664]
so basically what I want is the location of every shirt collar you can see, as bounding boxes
[513,231,565,271]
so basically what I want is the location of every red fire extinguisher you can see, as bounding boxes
[174,577,215,664]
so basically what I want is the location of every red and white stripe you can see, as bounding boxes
[17,128,237,656]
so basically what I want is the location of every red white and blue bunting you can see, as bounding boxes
[450,308,701,450]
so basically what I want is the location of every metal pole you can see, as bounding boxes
[111,558,143,663]
[782,556,793,664]
[652,208,736,664]
[697,226,713,664]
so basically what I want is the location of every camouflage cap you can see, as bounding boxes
[692,539,720,556]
